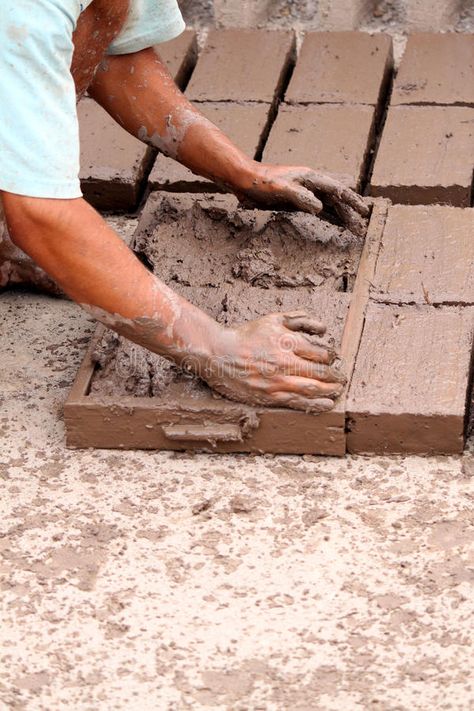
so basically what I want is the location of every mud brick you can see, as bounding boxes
[404,0,461,32]
[148,102,272,193]
[370,106,474,206]
[371,205,474,305]
[392,34,474,107]
[79,99,153,211]
[156,29,198,89]
[347,303,474,455]
[262,104,376,190]
[186,29,295,103]
[285,32,393,106]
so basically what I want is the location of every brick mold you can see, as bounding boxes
[64,197,388,454]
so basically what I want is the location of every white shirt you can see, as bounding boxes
[0,0,184,198]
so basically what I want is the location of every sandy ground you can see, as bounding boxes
[1,217,474,710]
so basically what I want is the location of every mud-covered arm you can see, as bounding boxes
[88,47,369,234]
[1,192,345,412]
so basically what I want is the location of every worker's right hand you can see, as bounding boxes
[188,311,347,412]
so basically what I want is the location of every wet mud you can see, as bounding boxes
[90,194,363,399]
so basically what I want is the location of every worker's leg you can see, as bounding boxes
[0,0,130,292]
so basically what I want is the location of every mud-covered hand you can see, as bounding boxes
[196,310,347,412]
[235,164,370,237]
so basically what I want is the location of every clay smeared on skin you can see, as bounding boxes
[138,108,214,161]
[82,288,186,355]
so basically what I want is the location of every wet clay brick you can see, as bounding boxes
[156,29,198,89]
[186,29,295,103]
[79,99,153,211]
[262,104,376,190]
[371,205,474,305]
[392,34,474,107]
[370,106,474,206]
[347,303,474,455]
[285,32,393,106]
[148,103,272,193]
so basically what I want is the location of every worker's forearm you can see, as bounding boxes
[89,48,256,192]
[1,193,221,367]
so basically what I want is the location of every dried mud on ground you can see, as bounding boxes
[1,214,474,708]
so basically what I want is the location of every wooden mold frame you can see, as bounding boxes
[64,199,389,454]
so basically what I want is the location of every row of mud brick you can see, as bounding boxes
[76,29,474,455]
[65,195,474,455]
[348,202,474,455]
[189,0,470,34]
[79,29,474,211]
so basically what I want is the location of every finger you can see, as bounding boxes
[273,375,345,399]
[284,185,323,215]
[282,313,326,335]
[291,357,347,384]
[332,202,368,238]
[302,171,370,217]
[271,392,336,413]
[293,338,335,365]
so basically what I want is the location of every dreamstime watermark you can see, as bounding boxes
[113,332,343,383]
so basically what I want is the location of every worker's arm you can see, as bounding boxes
[2,192,345,411]
[89,48,369,235]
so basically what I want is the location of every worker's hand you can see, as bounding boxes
[235,163,370,237]
[191,311,347,412]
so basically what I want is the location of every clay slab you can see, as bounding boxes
[347,303,474,455]
[392,33,474,107]
[285,32,393,106]
[156,29,198,88]
[148,102,272,193]
[79,99,154,211]
[186,29,295,103]
[262,104,376,190]
[65,195,388,454]
[371,204,474,305]
[370,106,474,206]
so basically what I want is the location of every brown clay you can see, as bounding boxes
[148,103,272,193]
[370,106,474,206]
[155,29,198,89]
[91,192,359,399]
[262,104,376,191]
[347,303,474,455]
[371,205,474,305]
[285,32,393,106]
[392,33,474,107]
[186,29,295,103]
[78,98,154,211]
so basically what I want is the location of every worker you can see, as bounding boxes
[0,0,369,412]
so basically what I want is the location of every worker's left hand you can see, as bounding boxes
[234,163,370,236]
